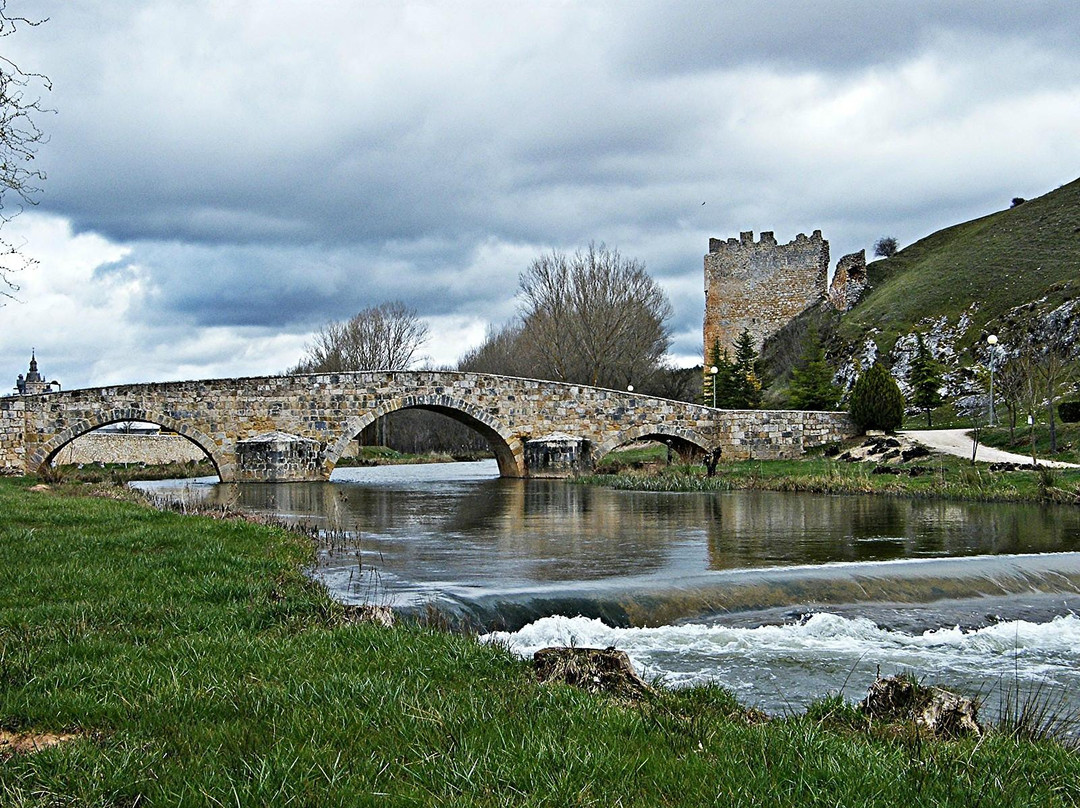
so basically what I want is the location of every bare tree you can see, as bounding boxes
[994,357,1027,441]
[517,243,672,389]
[457,321,537,378]
[0,3,50,304]
[292,301,430,373]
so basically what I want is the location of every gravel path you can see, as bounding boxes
[900,429,1080,468]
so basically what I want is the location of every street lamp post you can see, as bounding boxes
[710,365,719,408]
[987,334,998,427]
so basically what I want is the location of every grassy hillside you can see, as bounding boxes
[762,177,1080,404]
[841,177,1080,350]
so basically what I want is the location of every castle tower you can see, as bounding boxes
[703,230,829,362]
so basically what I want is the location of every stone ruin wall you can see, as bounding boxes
[703,230,829,361]
[828,250,868,312]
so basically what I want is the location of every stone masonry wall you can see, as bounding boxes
[0,372,855,480]
[704,230,829,360]
[50,433,207,465]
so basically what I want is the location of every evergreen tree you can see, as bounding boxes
[730,328,763,409]
[850,362,905,433]
[702,337,722,406]
[909,333,944,427]
[789,325,840,410]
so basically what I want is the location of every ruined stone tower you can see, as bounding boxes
[703,230,829,361]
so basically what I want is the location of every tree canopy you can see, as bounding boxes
[291,301,430,373]
[788,325,839,410]
[850,362,904,433]
[909,333,944,426]
[516,243,672,389]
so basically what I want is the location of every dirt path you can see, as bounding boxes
[900,429,1080,468]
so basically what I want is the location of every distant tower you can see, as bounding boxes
[15,351,61,395]
[703,230,829,362]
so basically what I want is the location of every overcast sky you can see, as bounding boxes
[2,1,1079,390]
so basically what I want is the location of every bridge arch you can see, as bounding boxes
[29,408,225,478]
[593,425,714,468]
[324,393,525,477]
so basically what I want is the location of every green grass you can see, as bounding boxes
[47,459,217,484]
[978,422,1080,465]
[580,454,1080,504]
[2,477,1079,806]
[595,443,669,472]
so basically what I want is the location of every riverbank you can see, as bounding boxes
[587,446,1080,505]
[335,445,493,467]
[1,477,1077,805]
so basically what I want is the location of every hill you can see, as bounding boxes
[762,177,1080,405]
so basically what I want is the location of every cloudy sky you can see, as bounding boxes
[2,1,1078,390]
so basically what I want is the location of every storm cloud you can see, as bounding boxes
[3,1,1079,388]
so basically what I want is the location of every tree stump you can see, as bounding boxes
[860,675,981,738]
[533,646,652,698]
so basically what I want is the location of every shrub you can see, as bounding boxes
[849,362,905,433]
[1058,400,1080,423]
[1011,197,1026,208]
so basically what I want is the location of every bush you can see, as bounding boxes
[849,362,905,433]
[1059,400,1080,423]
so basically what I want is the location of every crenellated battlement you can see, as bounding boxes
[709,230,825,254]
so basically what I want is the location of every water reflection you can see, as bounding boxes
[141,461,1080,598]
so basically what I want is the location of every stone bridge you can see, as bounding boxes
[0,371,854,481]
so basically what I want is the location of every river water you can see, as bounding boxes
[137,460,1080,729]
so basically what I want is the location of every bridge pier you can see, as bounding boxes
[524,433,592,478]
[235,431,323,483]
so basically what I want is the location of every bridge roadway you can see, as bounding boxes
[0,371,854,481]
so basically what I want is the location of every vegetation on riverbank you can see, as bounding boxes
[2,477,1078,805]
[335,444,493,467]
[589,445,1080,504]
[45,459,216,484]
[978,422,1080,465]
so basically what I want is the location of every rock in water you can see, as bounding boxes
[860,675,981,738]
[533,646,652,698]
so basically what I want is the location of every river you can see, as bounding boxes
[136,460,1080,730]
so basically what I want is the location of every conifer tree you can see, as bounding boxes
[789,325,839,410]
[909,333,944,427]
[850,362,905,433]
[730,328,763,409]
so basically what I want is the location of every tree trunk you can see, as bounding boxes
[1048,401,1058,454]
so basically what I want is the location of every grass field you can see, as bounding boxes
[2,477,1079,805]
[585,449,1080,504]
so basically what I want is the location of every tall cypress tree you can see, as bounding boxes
[730,328,763,409]
[909,333,944,427]
[789,325,839,410]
